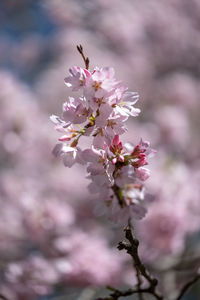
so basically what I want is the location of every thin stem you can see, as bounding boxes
[112,184,123,207]
[0,294,9,300]
[97,287,161,300]
[175,274,200,300]
[77,44,90,69]
[136,267,145,300]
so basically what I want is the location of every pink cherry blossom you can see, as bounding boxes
[51,61,154,222]
[135,167,150,181]
[64,66,91,91]
[85,67,120,99]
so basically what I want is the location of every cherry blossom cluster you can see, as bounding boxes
[51,62,155,221]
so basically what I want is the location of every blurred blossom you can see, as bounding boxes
[54,232,124,286]
[154,106,190,150]
[137,156,200,261]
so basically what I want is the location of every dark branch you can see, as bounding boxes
[77,44,90,69]
[175,273,200,300]
[0,294,9,300]
[136,267,145,300]
[117,226,163,300]
[97,286,161,300]
[97,226,163,300]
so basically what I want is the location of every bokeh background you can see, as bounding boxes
[0,0,200,299]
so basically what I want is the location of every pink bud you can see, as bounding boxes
[112,135,120,146]
[118,142,123,150]
[112,157,117,164]
[118,155,124,162]
[58,135,71,142]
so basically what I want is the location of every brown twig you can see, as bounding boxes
[175,273,200,300]
[117,225,163,300]
[97,226,163,300]
[136,267,145,300]
[0,294,9,300]
[97,286,161,300]
[77,44,90,69]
